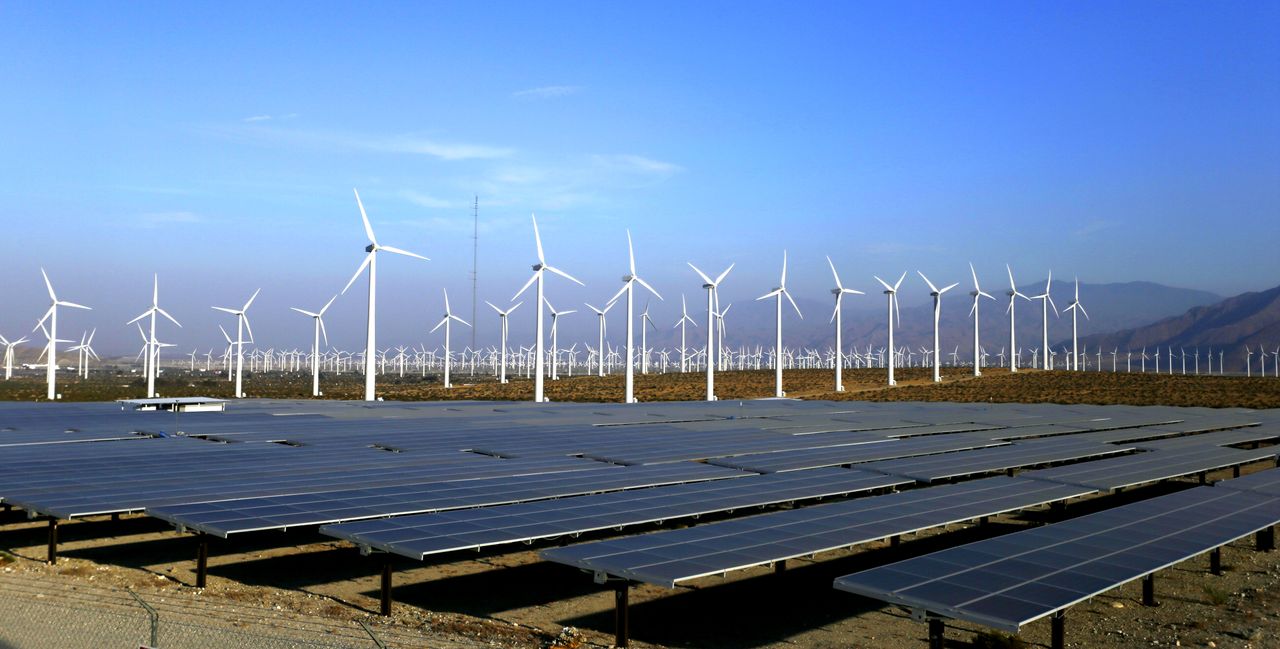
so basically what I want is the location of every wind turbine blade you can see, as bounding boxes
[970,262,980,291]
[243,288,261,311]
[319,294,338,316]
[827,255,842,289]
[715,263,735,285]
[544,265,584,286]
[442,288,451,315]
[600,300,615,314]
[893,293,901,325]
[969,296,978,318]
[634,276,662,300]
[873,275,894,292]
[756,289,782,301]
[486,300,503,315]
[219,324,232,344]
[608,282,629,306]
[126,310,151,326]
[380,245,429,261]
[451,315,471,327]
[1078,303,1089,320]
[688,263,714,285]
[341,253,373,295]
[831,295,841,324]
[291,307,318,317]
[512,271,539,301]
[585,303,603,315]
[430,317,448,334]
[842,288,865,295]
[156,307,181,327]
[1047,295,1059,317]
[211,306,239,315]
[893,271,907,291]
[784,289,803,319]
[1007,264,1016,291]
[917,271,939,294]
[940,282,959,294]
[152,274,159,306]
[354,188,377,245]
[59,301,91,310]
[508,301,523,315]
[531,213,545,264]
[40,268,56,301]
[318,317,329,347]
[780,250,788,287]
[627,229,635,275]
[242,315,255,343]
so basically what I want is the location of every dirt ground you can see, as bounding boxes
[2,369,1280,647]
[4,365,1280,409]
[1,464,1278,649]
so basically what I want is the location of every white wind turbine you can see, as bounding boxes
[606,230,662,403]
[127,275,182,398]
[672,294,698,373]
[212,288,259,398]
[0,334,29,380]
[543,298,575,381]
[827,256,863,392]
[640,302,657,375]
[486,300,522,383]
[688,262,734,401]
[341,188,429,402]
[431,289,471,389]
[1005,265,1031,372]
[512,215,582,402]
[585,301,615,378]
[873,272,906,386]
[34,268,91,400]
[918,271,958,383]
[1030,271,1058,370]
[756,251,802,398]
[290,294,337,397]
[1063,278,1089,371]
[967,263,996,377]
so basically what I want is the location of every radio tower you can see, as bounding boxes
[470,195,478,351]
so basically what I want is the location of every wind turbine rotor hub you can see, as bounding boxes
[365,244,376,253]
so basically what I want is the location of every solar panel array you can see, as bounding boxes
[833,486,1280,632]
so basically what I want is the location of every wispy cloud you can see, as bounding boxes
[859,241,943,256]
[398,190,456,209]
[512,85,581,100]
[241,113,298,123]
[1074,219,1119,238]
[212,124,514,161]
[136,211,207,228]
[591,154,683,175]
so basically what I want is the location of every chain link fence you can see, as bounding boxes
[0,574,400,649]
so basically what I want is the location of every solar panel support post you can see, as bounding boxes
[1050,610,1066,649]
[927,618,945,649]
[613,581,630,648]
[195,534,209,588]
[1210,547,1222,575]
[1142,574,1158,607]
[1233,465,1242,478]
[775,559,787,573]
[1198,471,1207,485]
[46,518,57,565]
[890,534,901,548]
[380,557,394,616]
[1258,525,1275,552]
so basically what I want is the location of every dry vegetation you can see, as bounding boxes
[4,365,1280,409]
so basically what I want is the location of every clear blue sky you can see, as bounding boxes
[1,2,1277,356]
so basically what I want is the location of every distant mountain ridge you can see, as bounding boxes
[1077,285,1280,371]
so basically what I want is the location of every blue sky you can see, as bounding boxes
[1,2,1277,356]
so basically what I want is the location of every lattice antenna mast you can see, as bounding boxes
[471,195,478,350]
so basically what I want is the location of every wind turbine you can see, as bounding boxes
[290,294,337,397]
[212,289,259,398]
[127,275,182,398]
[431,289,471,388]
[688,262,733,401]
[543,298,575,381]
[341,189,429,402]
[486,300,522,383]
[756,251,802,398]
[827,256,863,392]
[1063,278,1089,371]
[0,334,29,380]
[33,268,90,400]
[873,272,906,386]
[1005,265,1031,372]
[640,302,657,376]
[513,215,583,401]
[584,301,614,378]
[917,271,958,383]
[606,230,661,403]
[1030,271,1057,370]
[672,294,698,374]
[967,263,996,377]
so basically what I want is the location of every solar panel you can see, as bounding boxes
[1020,446,1277,492]
[541,476,1093,587]
[833,486,1280,633]
[149,462,747,536]
[322,468,908,559]
[707,434,1008,473]
[1215,467,1280,496]
[859,438,1135,483]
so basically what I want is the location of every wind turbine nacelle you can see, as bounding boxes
[366,244,376,253]
[831,288,843,295]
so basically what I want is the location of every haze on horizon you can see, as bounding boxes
[1,2,1277,357]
